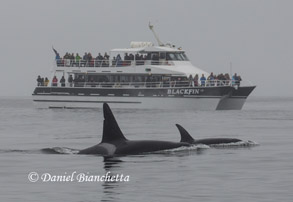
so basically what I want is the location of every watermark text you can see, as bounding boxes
[28,171,130,183]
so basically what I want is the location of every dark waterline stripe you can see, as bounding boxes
[33,100,142,104]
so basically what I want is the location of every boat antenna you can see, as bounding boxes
[149,22,164,46]
[230,62,233,76]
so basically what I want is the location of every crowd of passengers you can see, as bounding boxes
[36,72,242,88]
[53,48,168,67]
[189,72,242,87]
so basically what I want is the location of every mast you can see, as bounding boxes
[148,22,164,46]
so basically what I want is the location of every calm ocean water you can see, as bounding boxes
[0,96,293,202]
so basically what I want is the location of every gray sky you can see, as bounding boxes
[0,0,292,97]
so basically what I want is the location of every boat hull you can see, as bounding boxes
[32,95,221,110]
[32,86,255,110]
[216,86,256,110]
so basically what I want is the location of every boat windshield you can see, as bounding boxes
[166,52,189,61]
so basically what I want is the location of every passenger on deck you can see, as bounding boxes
[124,53,129,61]
[135,53,144,65]
[216,73,225,86]
[41,77,44,86]
[200,74,206,86]
[236,75,242,87]
[124,53,130,66]
[116,54,122,67]
[207,72,215,86]
[52,47,62,66]
[60,76,66,87]
[64,52,71,67]
[82,52,88,66]
[97,53,103,60]
[112,56,116,66]
[188,74,193,87]
[70,53,75,66]
[103,52,109,67]
[52,76,58,87]
[75,53,81,66]
[52,47,59,58]
[63,52,68,59]
[44,77,49,86]
[104,52,109,60]
[194,74,199,86]
[88,53,93,67]
[37,75,42,86]
[129,53,134,60]
[232,73,238,86]
[96,53,103,67]
[225,73,230,85]
[68,75,73,87]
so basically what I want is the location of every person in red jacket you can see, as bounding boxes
[52,76,58,87]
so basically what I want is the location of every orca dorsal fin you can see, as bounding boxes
[101,103,127,143]
[175,124,195,144]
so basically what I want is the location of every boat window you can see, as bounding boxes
[134,76,145,82]
[176,53,185,61]
[151,53,159,60]
[146,53,152,60]
[159,52,166,59]
[181,53,189,61]
[97,76,109,82]
[166,53,178,60]
[166,52,189,61]
[120,75,129,82]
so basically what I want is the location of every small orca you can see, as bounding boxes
[175,124,243,145]
[78,103,192,156]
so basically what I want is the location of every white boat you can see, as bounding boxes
[32,24,255,110]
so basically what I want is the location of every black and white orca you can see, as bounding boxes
[78,103,192,156]
[175,124,243,146]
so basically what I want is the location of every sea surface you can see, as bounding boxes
[0,96,293,202]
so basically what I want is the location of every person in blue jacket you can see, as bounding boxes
[200,74,206,86]
[232,73,238,86]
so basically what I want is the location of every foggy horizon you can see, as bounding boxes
[1,0,293,97]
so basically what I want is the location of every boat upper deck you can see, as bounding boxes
[54,45,190,69]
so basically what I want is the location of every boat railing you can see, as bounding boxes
[40,79,248,88]
[54,59,174,68]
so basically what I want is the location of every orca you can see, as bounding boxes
[78,103,192,156]
[175,124,243,145]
